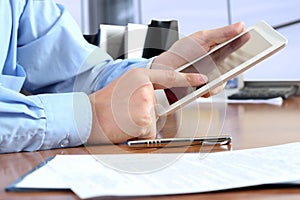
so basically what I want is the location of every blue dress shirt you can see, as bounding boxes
[0,0,150,153]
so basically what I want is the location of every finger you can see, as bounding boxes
[202,82,227,98]
[147,69,208,89]
[137,104,157,140]
[118,82,158,140]
[210,31,250,63]
[196,21,245,50]
[205,21,245,44]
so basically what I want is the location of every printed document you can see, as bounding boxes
[12,142,300,199]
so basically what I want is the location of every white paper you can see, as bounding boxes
[226,97,283,106]
[14,142,300,199]
[197,96,283,106]
[15,158,68,189]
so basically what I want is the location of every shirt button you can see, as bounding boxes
[59,134,70,147]
[59,138,70,147]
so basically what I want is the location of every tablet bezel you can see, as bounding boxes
[156,20,288,116]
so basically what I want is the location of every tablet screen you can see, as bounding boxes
[165,29,272,104]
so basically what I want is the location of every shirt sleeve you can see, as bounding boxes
[78,49,152,92]
[16,1,152,94]
[0,0,152,153]
[0,88,91,153]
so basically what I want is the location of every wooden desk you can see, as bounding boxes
[1,97,300,200]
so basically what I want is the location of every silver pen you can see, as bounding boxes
[127,135,232,148]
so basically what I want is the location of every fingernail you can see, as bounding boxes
[199,74,208,83]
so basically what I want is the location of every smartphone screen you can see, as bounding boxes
[164,29,272,104]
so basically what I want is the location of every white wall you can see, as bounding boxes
[55,0,83,29]
[140,0,229,36]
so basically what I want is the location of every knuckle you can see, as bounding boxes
[185,74,194,84]
[132,87,155,128]
[165,70,177,82]
[137,84,153,100]
[136,114,152,128]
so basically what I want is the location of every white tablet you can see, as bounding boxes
[156,20,288,116]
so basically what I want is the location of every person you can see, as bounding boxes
[0,0,244,153]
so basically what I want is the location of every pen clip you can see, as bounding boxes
[202,137,232,145]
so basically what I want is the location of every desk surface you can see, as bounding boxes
[1,97,300,200]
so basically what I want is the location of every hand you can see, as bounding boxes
[152,22,245,97]
[87,68,208,144]
[152,22,245,70]
[87,22,244,145]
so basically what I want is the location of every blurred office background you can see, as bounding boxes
[55,0,300,91]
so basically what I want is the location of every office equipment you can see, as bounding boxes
[6,142,300,199]
[99,21,178,60]
[127,135,232,148]
[99,24,127,59]
[142,20,179,58]
[228,85,298,100]
[156,20,287,116]
[125,23,148,58]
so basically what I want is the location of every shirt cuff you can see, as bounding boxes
[37,92,92,150]
[146,56,157,69]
